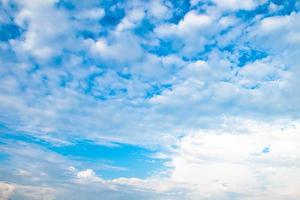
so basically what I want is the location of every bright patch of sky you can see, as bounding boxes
[0,0,300,199]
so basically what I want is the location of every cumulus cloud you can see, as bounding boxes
[2,119,299,200]
[213,0,266,11]
[167,118,300,199]
[11,0,75,61]
[0,182,56,200]
[87,32,144,65]
[154,10,218,56]
[147,0,171,20]
[0,0,300,199]
[0,182,15,200]
[76,8,105,20]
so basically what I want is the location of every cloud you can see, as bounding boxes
[0,1,300,199]
[147,0,171,20]
[0,182,15,200]
[0,138,185,199]
[212,0,266,11]
[250,12,300,56]
[87,32,144,65]
[154,10,218,56]
[1,119,300,200]
[10,0,75,61]
[116,8,145,31]
[77,169,96,179]
[160,118,300,199]
[0,182,56,200]
[76,8,105,20]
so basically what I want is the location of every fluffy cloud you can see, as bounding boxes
[147,0,171,20]
[1,119,299,200]
[87,32,144,65]
[0,182,55,200]
[11,0,75,61]
[0,0,300,199]
[168,118,300,199]
[213,0,266,10]
[76,8,105,20]
[0,182,15,200]
[154,10,218,56]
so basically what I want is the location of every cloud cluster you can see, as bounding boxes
[1,0,300,199]
[0,0,299,146]
[169,118,300,199]
[1,119,299,200]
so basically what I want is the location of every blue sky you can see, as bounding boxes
[0,0,300,199]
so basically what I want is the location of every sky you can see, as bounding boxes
[0,0,300,199]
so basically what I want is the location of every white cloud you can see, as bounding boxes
[147,0,171,20]
[87,32,144,65]
[0,182,15,200]
[2,1,298,149]
[155,10,213,37]
[76,8,105,20]
[76,169,105,183]
[1,118,300,200]
[213,0,266,11]
[246,12,300,112]
[60,119,300,199]
[0,182,56,200]
[116,8,145,31]
[77,169,95,179]
[237,58,283,86]
[166,118,300,199]
[154,9,238,56]
[154,10,215,55]
[11,0,74,61]
[1,1,300,200]
[251,12,300,51]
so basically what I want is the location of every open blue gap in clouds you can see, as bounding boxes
[51,141,166,179]
[0,124,165,180]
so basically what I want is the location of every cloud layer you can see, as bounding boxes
[0,0,300,199]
